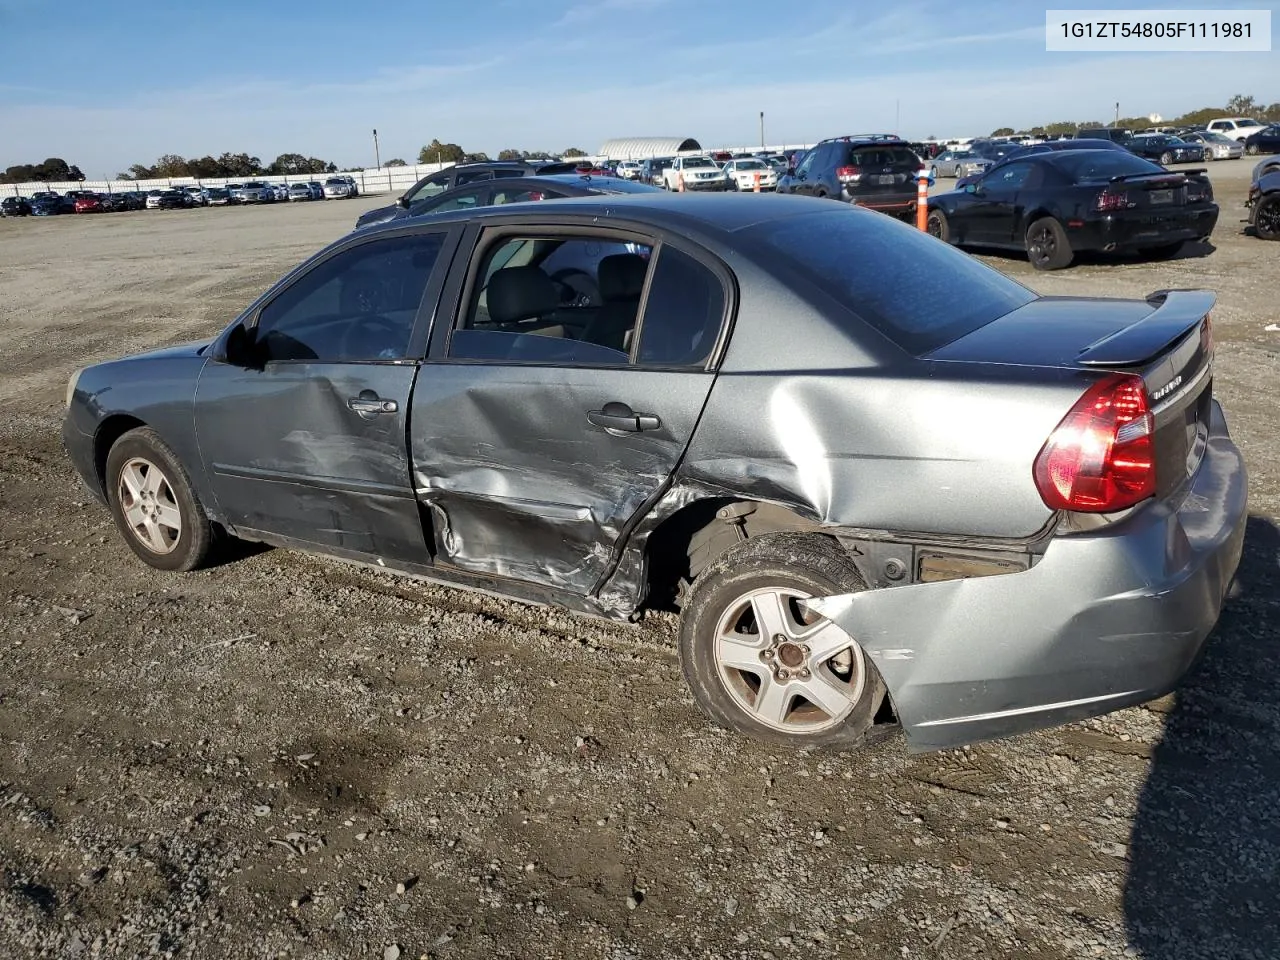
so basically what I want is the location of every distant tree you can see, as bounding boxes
[497,148,524,161]
[418,139,465,164]
[1,157,86,183]
[1171,106,1221,127]
[151,154,190,177]
[126,162,156,180]
[217,152,262,177]
[462,151,491,162]
[1226,93,1257,116]
[524,150,553,160]
[561,147,587,158]
[1264,103,1280,122]
[384,158,407,167]
[1116,116,1152,130]
[990,127,1015,137]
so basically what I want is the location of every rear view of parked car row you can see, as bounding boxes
[0,176,361,217]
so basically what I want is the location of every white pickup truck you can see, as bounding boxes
[663,156,731,191]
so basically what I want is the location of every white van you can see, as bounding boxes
[1206,117,1266,142]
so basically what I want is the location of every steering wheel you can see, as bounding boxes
[549,268,600,308]
[341,314,404,360]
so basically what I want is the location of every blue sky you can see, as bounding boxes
[0,0,1276,177]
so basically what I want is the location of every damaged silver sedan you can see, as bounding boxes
[62,194,1247,752]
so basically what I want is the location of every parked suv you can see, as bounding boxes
[777,134,924,217]
[1075,128,1134,144]
[355,160,579,230]
[1206,117,1266,142]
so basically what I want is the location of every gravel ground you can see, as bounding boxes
[1,166,1277,960]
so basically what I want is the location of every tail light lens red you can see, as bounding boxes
[1094,189,1133,212]
[1200,313,1213,353]
[836,165,862,182]
[1033,374,1156,512]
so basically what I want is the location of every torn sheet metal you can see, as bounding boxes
[407,362,717,601]
[806,415,1246,752]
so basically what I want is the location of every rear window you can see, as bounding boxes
[747,209,1035,355]
[1056,152,1163,181]
[845,146,919,167]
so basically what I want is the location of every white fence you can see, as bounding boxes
[0,161,458,200]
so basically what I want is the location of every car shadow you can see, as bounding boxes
[1124,515,1280,958]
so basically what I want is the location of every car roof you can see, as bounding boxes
[366,192,842,239]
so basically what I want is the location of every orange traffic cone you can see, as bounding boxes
[753,172,761,193]
[677,172,685,193]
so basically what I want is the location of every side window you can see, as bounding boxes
[989,162,1034,190]
[423,189,485,214]
[447,234,654,366]
[254,233,444,363]
[453,170,494,186]
[406,178,448,203]
[635,246,725,368]
[794,148,819,177]
[493,186,559,204]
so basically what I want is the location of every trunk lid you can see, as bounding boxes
[929,290,1215,499]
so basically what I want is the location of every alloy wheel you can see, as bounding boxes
[712,587,867,734]
[117,457,182,555]
[1028,225,1055,265]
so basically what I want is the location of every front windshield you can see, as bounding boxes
[735,160,766,170]
[682,157,715,169]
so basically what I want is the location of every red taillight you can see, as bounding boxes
[1200,313,1213,353]
[1094,189,1133,212]
[1033,374,1156,512]
[836,165,862,182]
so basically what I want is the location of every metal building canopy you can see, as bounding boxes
[598,137,702,160]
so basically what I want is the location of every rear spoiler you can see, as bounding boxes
[1076,289,1215,367]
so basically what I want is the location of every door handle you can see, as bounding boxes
[347,394,398,419]
[587,401,661,433]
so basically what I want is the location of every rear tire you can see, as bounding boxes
[1025,216,1073,270]
[929,166,938,179]
[926,208,949,241]
[1159,151,1173,165]
[105,427,214,572]
[1246,143,1260,156]
[678,533,887,750]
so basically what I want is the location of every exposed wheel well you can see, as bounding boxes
[93,415,147,491]
[644,499,821,610]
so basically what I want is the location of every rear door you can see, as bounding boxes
[407,222,731,595]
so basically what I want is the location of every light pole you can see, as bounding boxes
[1114,102,1120,125]
[373,129,381,169]
[759,111,765,150]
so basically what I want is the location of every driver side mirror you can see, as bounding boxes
[220,322,264,370]
[397,196,411,208]
[965,182,983,196]
[786,167,796,176]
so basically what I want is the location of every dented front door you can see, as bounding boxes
[408,365,714,594]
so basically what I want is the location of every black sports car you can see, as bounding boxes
[1126,134,1207,165]
[1247,157,1280,239]
[1,196,32,217]
[927,149,1217,270]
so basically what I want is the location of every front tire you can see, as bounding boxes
[105,427,214,572]
[1246,143,1260,156]
[926,208,949,241]
[678,533,886,749]
[1025,216,1073,270]
[1159,151,1173,165]
[1255,195,1280,241]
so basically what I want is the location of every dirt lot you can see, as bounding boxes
[1,167,1277,960]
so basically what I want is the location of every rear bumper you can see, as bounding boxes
[843,190,917,213]
[808,399,1247,752]
[1069,205,1219,250]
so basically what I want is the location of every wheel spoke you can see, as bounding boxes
[797,672,856,720]
[752,674,793,726]
[142,466,167,497]
[124,503,148,529]
[121,463,146,500]
[751,591,794,641]
[798,619,853,664]
[141,517,163,547]
[717,633,766,673]
[155,503,182,533]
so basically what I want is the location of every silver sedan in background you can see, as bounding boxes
[930,150,992,178]
[1183,131,1245,161]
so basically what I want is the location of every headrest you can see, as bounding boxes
[486,266,560,325]
[598,254,648,302]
